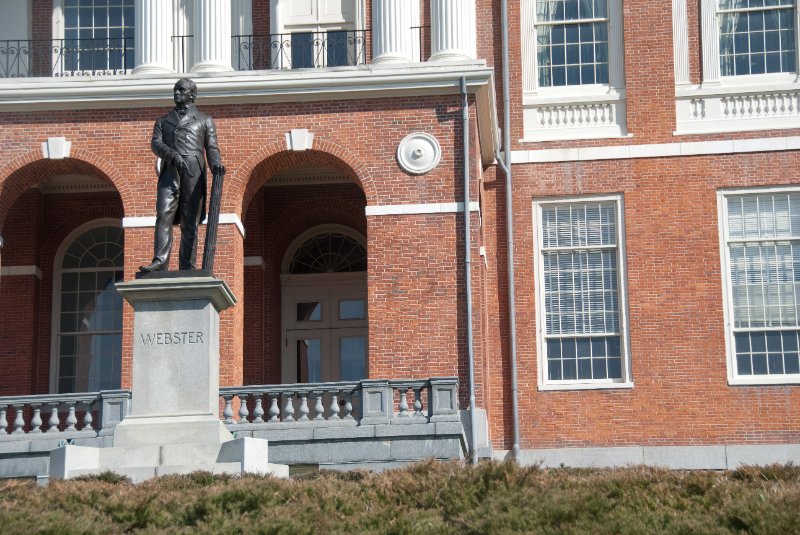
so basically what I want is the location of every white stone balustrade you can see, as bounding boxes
[0,391,130,437]
[219,377,459,426]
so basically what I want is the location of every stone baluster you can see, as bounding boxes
[329,392,341,420]
[413,387,424,417]
[222,395,235,424]
[133,0,175,74]
[82,401,93,431]
[30,404,42,433]
[47,406,60,432]
[397,387,410,417]
[268,394,281,422]
[430,0,477,62]
[0,407,7,434]
[298,392,310,421]
[313,393,325,421]
[192,0,233,72]
[372,0,420,64]
[343,391,354,420]
[252,395,265,423]
[282,393,295,422]
[12,406,24,434]
[237,394,250,423]
[66,404,77,431]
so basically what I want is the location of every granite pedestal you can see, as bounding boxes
[49,275,288,482]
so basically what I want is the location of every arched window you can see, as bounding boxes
[288,231,367,274]
[53,223,124,393]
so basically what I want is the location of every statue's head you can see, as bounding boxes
[173,78,197,106]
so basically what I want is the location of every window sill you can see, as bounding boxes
[523,88,628,142]
[728,376,800,387]
[538,381,634,392]
[675,77,800,135]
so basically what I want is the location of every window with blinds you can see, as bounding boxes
[535,196,630,386]
[722,190,800,381]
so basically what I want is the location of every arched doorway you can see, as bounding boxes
[50,221,124,393]
[281,226,367,383]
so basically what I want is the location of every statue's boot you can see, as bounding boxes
[139,261,165,273]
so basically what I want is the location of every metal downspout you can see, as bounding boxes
[500,0,521,459]
[461,76,478,466]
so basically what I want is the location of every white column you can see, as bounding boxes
[673,0,691,85]
[192,0,234,73]
[430,0,476,62]
[231,0,253,70]
[701,0,720,83]
[372,0,419,64]
[133,0,174,74]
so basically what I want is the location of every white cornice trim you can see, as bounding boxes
[122,213,245,237]
[0,63,499,165]
[509,136,800,164]
[0,63,492,110]
[0,265,43,279]
[365,201,479,216]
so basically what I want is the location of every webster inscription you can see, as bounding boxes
[140,331,205,346]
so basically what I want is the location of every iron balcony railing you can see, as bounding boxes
[0,38,133,78]
[173,31,370,73]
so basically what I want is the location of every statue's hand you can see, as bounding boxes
[172,154,190,177]
[212,163,226,176]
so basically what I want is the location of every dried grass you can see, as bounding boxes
[1,461,799,534]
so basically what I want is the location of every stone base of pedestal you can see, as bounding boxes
[49,437,289,483]
[113,414,232,448]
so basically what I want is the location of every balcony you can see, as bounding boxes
[0,38,133,78]
[0,377,465,479]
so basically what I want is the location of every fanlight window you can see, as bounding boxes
[56,225,124,393]
[288,232,366,274]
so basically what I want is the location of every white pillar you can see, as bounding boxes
[192,0,233,73]
[133,0,174,74]
[672,0,690,85]
[430,0,476,62]
[372,0,419,64]
[701,0,720,83]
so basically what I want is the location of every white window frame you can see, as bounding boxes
[521,0,627,142]
[270,0,366,69]
[717,185,800,386]
[49,218,123,394]
[532,194,634,391]
[700,0,800,86]
[51,0,135,75]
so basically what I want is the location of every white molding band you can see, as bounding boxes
[510,135,800,164]
[365,201,479,216]
[0,265,43,279]
[122,213,245,237]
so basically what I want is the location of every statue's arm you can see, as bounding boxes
[151,119,180,163]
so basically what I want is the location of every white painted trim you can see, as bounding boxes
[365,201,479,216]
[122,213,245,237]
[509,135,800,164]
[243,255,265,269]
[0,265,43,279]
[717,185,800,386]
[672,0,690,85]
[533,194,633,390]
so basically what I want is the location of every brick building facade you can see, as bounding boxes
[1,0,799,468]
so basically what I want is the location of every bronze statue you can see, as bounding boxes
[140,78,225,273]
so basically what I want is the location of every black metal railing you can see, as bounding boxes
[173,32,370,72]
[0,38,133,78]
